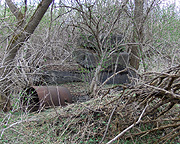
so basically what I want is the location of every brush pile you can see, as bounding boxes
[53,65,180,143]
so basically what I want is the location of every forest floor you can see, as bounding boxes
[1,80,180,144]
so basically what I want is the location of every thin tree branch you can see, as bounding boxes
[107,104,148,144]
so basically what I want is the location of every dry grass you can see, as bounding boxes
[1,65,180,143]
[0,1,180,143]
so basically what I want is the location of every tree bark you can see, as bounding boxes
[0,0,53,111]
[5,0,24,20]
[129,0,144,70]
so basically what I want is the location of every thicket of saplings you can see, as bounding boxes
[0,1,180,143]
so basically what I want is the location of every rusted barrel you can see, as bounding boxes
[21,86,72,112]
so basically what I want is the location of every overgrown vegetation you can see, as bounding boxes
[0,0,180,143]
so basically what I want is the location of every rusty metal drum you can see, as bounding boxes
[21,86,72,112]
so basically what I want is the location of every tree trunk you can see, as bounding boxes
[0,0,53,111]
[129,0,144,70]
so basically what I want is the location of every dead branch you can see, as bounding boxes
[107,104,148,144]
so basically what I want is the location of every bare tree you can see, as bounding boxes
[0,0,53,111]
[61,0,129,95]
[66,0,158,95]
[123,0,158,71]
[129,0,144,70]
